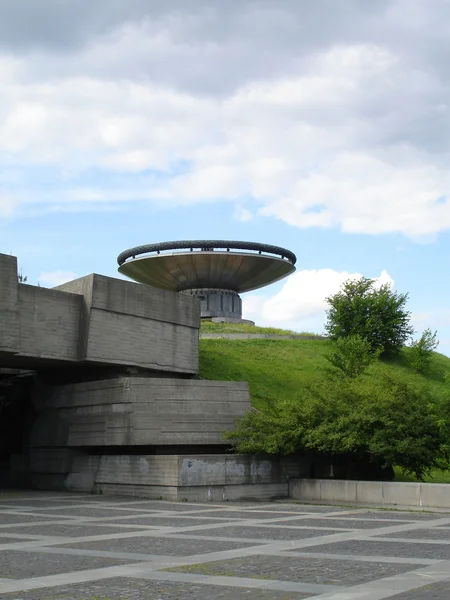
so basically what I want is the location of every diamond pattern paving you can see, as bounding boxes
[0,491,449,600]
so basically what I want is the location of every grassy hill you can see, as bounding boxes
[200,321,314,335]
[199,322,450,483]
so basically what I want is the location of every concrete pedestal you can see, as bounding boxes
[183,288,242,320]
[23,452,310,501]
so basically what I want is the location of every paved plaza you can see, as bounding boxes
[0,492,449,599]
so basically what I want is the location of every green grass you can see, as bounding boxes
[200,337,450,408]
[199,333,450,482]
[200,321,319,336]
[394,467,450,484]
[200,338,332,408]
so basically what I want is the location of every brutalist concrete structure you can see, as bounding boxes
[117,240,296,322]
[1,252,305,500]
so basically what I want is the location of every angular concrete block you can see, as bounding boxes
[31,377,251,447]
[57,273,200,373]
[50,453,292,501]
[66,455,101,492]
[419,483,450,509]
[381,482,421,507]
[356,480,383,505]
[18,285,82,362]
[3,257,200,373]
[95,455,180,487]
[0,253,19,355]
[289,478,358,504]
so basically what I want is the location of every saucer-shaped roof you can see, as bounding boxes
[117,240,296,294]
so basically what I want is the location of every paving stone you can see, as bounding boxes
[120,501,228,512]
[377,528,450,541]
[0,550,130,579]
[108,516,230,527]
[349,511,441,520]
[189,510,301,520]
[0,497,68,503]
[0,501,83,510]
[0,513,72,525]
[60,535,259,556]
[26,507,160,518]
[307,540,450,560]
[0,576,312,599]
[61,496,141,504]
[1,524,146,537]
[385,580,450,599]
[1,493,449,600]
[272,504,349,513]
[166,554,421,585]
[175,525,341,541]
[268,517,391,529]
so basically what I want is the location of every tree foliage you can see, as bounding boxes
[325,277,414,355]
[409,329,439,374]
[326,334,380,378]
[225,377,450,480]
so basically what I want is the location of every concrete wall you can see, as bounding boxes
[17,285,82,362]
[25,452,306,501]
[0,253,200,374]
[27,463,450,505]
[58,274,199,373]
[289,478,450,510]
[0,254,20,356]
[31,376,251,447]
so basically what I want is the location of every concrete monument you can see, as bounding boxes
[117,240,296,322]
[0,244,305,501]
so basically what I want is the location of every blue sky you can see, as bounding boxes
[2,1,450,354]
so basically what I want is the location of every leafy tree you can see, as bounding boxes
[17,270,27,283]
[326,334,380,378]
[325,277,414,355]
[409,329,439,374]
[225,377,450,480]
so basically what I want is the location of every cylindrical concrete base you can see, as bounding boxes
[182,288,243,320]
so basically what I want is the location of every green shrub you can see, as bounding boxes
[225,376,450,480]
[326,334,380,378]
[409,329,439,374]
[325,277,413,355]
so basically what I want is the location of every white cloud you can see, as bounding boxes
[234,206,253,222]
[243,269,394,330]
[38,270,78,287]
[2,4,450,236]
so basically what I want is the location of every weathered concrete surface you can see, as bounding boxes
[0,253,200,374]
[0,254,20,356]
[290,478,450,510]
[3,252,313,502]
[58,274,199,373]
[30,377,251,447]
[18,285,82,362]
[184,288,243,320]
[28,453,309,500]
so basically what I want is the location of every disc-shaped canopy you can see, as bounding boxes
[117,241,296,293]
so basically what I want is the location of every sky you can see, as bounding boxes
[1,1,450,353]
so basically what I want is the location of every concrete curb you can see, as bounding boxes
[289,478,450,510]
